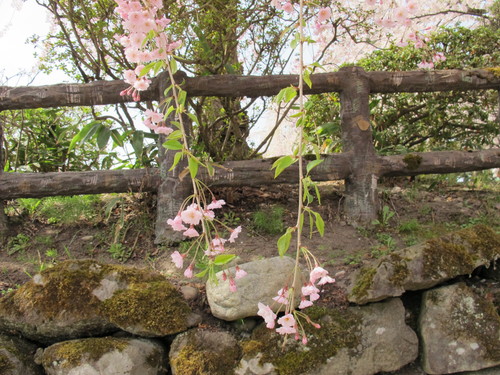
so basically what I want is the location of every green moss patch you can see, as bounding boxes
[100,281,191,335]
[422,225,500,280]
[243,307,361,375]
[402,154,422,170]
[42,337,130,369]
[350,267,376,300]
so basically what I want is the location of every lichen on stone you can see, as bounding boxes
[402,153,423,170]
[486,67,500,77]
[444,283,500,363]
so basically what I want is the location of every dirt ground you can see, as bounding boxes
[0,179,498,374]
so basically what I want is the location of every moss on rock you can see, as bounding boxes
[422,225,500,280]
[242,306,361,375]
[41,337,130,369]
[100,281,191,336]
[350,267,376,300]
[170,330,241,375]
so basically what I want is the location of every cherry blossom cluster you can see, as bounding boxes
[143,108,173,135]
[257,265,334,343]
[114,0,181,100]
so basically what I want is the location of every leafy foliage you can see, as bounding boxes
[305,24,500,154]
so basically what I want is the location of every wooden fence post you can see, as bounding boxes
[0,115,7,235]
[339,66,379,223]
[154,81,192,245]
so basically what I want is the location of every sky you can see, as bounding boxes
[0,0,69,86]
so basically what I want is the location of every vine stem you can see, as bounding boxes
[290,0,306,313]
[165,59,208,240]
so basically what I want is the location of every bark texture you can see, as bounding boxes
[1,69,498,109]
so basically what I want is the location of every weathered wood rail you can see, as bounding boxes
[1,67,499,241]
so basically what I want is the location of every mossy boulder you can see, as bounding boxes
[0,260,194,343]
[0,334,43,375]
[38,336,167,375]
[237,298,417,375]
[420,282,500,374]
[348,225,500,304]
[169,328,241,375]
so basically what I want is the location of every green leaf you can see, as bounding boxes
[188,156,199,179]
[68,121,101,152]
[139,62,155,77]
[178,89,187,106]
[214,254,236,266]
[96,126,111,150]
[169,151,184,171]
[168,130,184,140]
[170,58,178,74]
[163,139,184,150]
[195,268,209,278]
[306,159,324,174]
[110,129,124,148]
[277,228,293,257]
[303,69,312,89]
[131,131,144,158]
[272,155,296,178]
[313,211,325,236]
[274,86,297,104]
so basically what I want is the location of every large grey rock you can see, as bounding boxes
[0,260,194,343]
[206,256,304,321]
[169,329,241,375]
[420,282,500,374]
[348,225,500,304]
[238,298,418,375]
[0,334,44,375]
[37,337,167,375]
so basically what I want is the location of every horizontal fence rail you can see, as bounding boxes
[1,67,499,239]
[0,149,498,200]
[0,69,499,110]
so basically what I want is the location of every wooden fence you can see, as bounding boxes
[0,67,499,243]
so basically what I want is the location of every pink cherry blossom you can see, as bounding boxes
[180,204,203,225]
[277,314,295,327]
[393,7,408,23]
[229,277,237,292]
[183,225,200,238]
[273,287,289,305]
[317,7,331,23]
[123,70,137,85]
[133,78,151,91]
[432,52,446,62]
[299,298,313,309]
[167,215,187,231]
[203,209,215,220]
[309,266,328,284]
[171,250,185,268]
[318,276,335,285]
[282,2,294,13]
[302,335,308,345]
[184,264,194,278]
[228,226,242,243]
[365,0,377,6]
[406,1,418,14]
[235,266,247,280]
[145,109,163,123]
[302,283,320,296]
[211,237,226,253]
[207,199,226,210]
[257,302,277,329]
[276,325,297,335]
[154,126,173,135]
[417,61,434,69]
